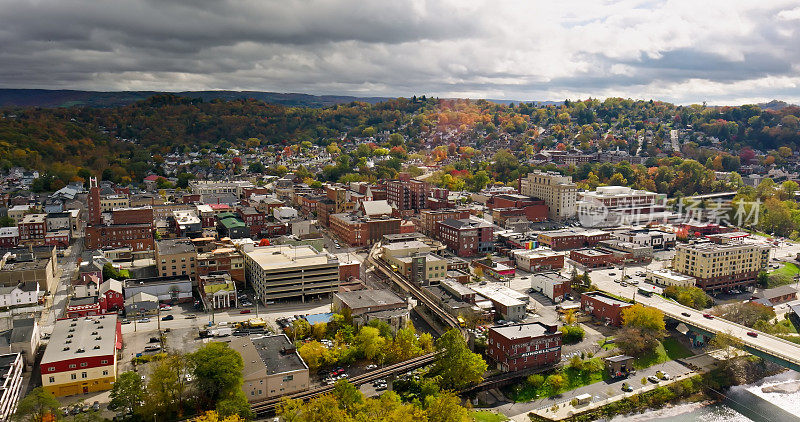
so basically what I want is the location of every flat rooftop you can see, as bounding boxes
[232,335,307,377]
[530,271,569,285]
[383,240,430,252]
[245,245,335,270]
[41,315,118,364]
[335,289,405,310]
[583,292,631,307]
[491,322,557,339]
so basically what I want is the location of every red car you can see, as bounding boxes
[746,332,758,337]
[703,314,714,319]
[240,309,251,314]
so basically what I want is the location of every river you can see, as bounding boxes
[609,371,800,422]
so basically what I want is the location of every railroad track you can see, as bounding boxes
[367,251,461,330]
[251,352,439,415]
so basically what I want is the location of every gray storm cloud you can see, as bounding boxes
[0,0,799,104]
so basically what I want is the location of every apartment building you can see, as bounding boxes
[435,218,494,257]
[17,214,46,244]
[244,245,339,303]
[419,209,471,236]
[40,315,120,397]
[155,239,197,279]
[386,176,430,213]
[673,241,770,292]
[329,213,400,247]
[519,171,577,220]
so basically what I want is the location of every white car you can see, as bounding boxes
[366,364,377,370]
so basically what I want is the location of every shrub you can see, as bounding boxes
[560,325,585,344]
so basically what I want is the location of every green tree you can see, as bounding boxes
[276,397,303,422]
[424,391,470,422]
[298,341,328,371]
[0,216,14,227]
[560,325,585,344]
[190,342,245,409]
[12,387,60,422]
[109,371,145,415]
[355,326,386,361]
[663,286,714,310]
[432,329,487,390]
[216,390,253,420]
[546,374,566,392]
[527,374,545,389]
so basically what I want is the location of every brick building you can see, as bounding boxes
[18,214,46,244]
[419,209,471,236]
[386,175,430,213]
[510,249,565,272]
[435,218,494,257]
[329,213,400,247]
[530,272,571,303]
[487,322,562,372]
[569,248,622,268]
[580,292,632,326]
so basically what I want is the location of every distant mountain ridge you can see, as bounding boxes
[758,100,797,111]
[0,89,393,108]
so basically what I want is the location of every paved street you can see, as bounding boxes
[40,240,83,334]
[486,359,692,421]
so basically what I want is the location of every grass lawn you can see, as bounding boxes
[508,358,608,402]
[634,337,693,369]
[768,263,800,288]
[597,338,617,351]
[470,410,508,422]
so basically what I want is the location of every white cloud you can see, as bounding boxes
[0,0,799,104]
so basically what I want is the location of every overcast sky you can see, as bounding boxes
[1,0,799,105]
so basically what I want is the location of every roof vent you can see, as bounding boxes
[62,347,70,351]
[93,345,100,349]
[96,336,102,340]
[76,348,85,353]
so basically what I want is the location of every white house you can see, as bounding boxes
[0,283,40,308]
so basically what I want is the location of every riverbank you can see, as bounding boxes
[525,354,785,422]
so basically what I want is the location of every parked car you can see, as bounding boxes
[747,331,758,337]
[161,315,174,321]
[149,337,160,343]
[92,401,100,411]
[609,272,617,276]
[121,319,131,325]
[137,318,150,323]
[647,375,660,383]
[681,312,691,317]
[160,305,172,311]
[620,282,628,287]
[621,382,633,392]
[144,345,161,352]
[659,372,671,380]
[240,309,251,314]
[82,404,91,413]
[186,314,196,319]
[703,313,714,319]
[366,364,377,370]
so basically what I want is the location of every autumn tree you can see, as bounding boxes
[12,388,60,422]
[109,371,145,415]
[432,329,487,390]
[616,304,665,355]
